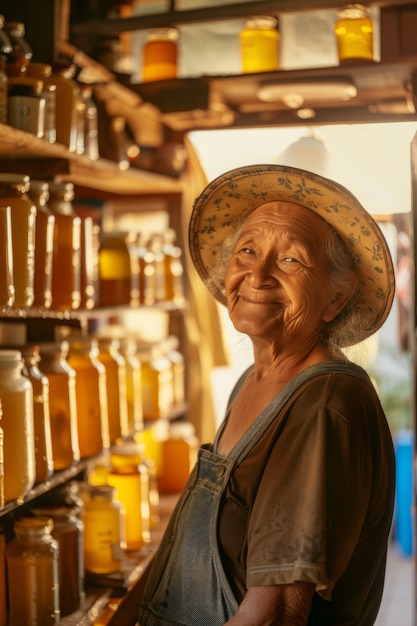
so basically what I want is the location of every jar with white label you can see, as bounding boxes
[7,76,45,137]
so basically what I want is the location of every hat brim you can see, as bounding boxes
[189,164,395,345]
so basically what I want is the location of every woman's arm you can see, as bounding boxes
[224,582,315,626]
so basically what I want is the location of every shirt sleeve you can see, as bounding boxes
[246,374,374,599]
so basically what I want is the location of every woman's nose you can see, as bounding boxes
[247,258,277,288]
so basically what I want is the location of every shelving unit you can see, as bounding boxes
[0,0,416,624]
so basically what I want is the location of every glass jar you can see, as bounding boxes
[37,341,80,470]
[0,533,6,626]
[0,349,35,502]
[142,28,178,82]
[51,63,79,151]
[137,341,174,421]
[83,484,125,574]
[0,400,4,509]
[48,181,81,311]
[137,234,156,305]
[6,516,59,626]
[7,76,46,137]
[160,421,199,494]
[80,84,99,160]
[80,216,99,310]
[99,231,136,307]
[3,21,32,77]
[26,62,57,144]
[109,442,151,549]
[31,505,84,617]
[0,174,36,308]
[240,16,279,73]
[148,234,167,302]
[335,4,374,64]
[28,180,55,309]
[95,337,129,444]
[67,336,110,458]
[162,228,184,303]
[0,16,11,125]
[0,204,14,307]
[162,334,185,407]
[119,337,143,437]
[21,345,54,483]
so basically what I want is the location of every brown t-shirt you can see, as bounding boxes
[217,369,395,625]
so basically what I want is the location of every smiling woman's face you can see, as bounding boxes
[224,201,338,349]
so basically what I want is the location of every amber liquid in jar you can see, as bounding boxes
[119,338,143,437]
[21,345,54,483]
[37,341,80,471]
[0,349,36,502]
[240,16,279,73]
[29,179,55,309]
[335,4,373,63]
[99,231,133,306]
[0,174,36,308]
[48,182,81,311]
[67,337,109,458]
[0,205,15,307]
[96,337,128,444]
[142,28,178,82]
[6,517,60,626]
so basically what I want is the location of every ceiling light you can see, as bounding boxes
[257,79,357,107]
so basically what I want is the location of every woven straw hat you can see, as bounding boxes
[189,164,395,344]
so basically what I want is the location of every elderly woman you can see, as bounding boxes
[138,165,396,626]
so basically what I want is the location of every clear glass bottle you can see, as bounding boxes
[335,4,374,64]
[37,341,80,471]
[0,15,11,125]
[99,231,134,307]
[21,345,54,483]
[0,174,36,308]
[0,400,4,509]
[51,62,79,151]
[137,341,174,421]
[28,179,55,309]
[162,228,184,303]
[83,484,125,574]
[142,28,178,82]
[80,215,99,310]
[48,181,81,311]
[67,336,110,458]
[6,516,60,626]
[119,337,143,437]
[26,62,57,144]
[7,76,46,137]
[160,421,199,494]
[95,336,129,444]
[0,349,35,502]
[240,16,279,73]
[3,21,32,77]
[108,442,151,549]
[31,505,84,617]
[0,204,14,307]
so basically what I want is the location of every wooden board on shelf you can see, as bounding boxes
[0,124,184,196]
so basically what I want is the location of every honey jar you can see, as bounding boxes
[28,179,55,309]
[142,28,178,82]
[240,16,279,73]
[335,4,374,63]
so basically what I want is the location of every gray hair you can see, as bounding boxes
[211,223,367,357]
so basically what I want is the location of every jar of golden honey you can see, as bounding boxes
[136,341,173,421]
[98,231,135,307]
[28,180,55,309]
[21,344,54,483]
[80,216,99,310]
[240,16,279,73]
[0,204,14,307]
[26,62,57,144]
[335,4,374,64]
[48,181,81,311]
[83,484,125,574]
[37,341,80,471]
[142,28,178,82]
[160,421,199,493]
[0,174,36,308]
[0,349,35,502]
[119,337,143,437]
[67,336,110,458]
[6,517,60,626]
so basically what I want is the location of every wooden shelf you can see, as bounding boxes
[0,124,183,196]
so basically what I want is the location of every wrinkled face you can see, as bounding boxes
[225,201,337,348]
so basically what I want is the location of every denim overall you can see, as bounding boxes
[138,361,372,626]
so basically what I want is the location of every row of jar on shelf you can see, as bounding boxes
[0,425,198,626]
[0,174,185,311]
[0,329,187,507]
